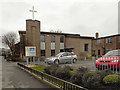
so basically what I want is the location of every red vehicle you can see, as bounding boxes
[95,50,120,70]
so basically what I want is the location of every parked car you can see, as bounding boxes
[44,52,77,64]
[95,49,120,70]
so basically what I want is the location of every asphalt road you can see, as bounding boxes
[1,56,55,89]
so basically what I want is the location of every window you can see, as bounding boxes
[51,36,55,42]
[98,50,100,55]
[60,36,64,43]
[97,40,102,45]
[51,50,55,56]
[106,38,112,44]
[63,53,68,56]
[41,35,45,42]
[84,44,88,51]
[41,50,45,56]
[68,52,75,55]
[60,49,64,52]
[41,35,45,50]
[92,50,96,56]
[118,36,120,43]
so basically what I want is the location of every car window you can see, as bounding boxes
[68,52,74,56]
[63,53,68,56]
[104,51,120,56]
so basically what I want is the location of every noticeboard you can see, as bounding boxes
[25,46,36,56]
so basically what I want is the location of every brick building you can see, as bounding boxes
[19,19,93,59]
[93,33,120,56]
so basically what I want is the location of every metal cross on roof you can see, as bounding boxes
[29,6,37,20]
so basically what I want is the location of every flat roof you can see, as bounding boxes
[19,31,93,39]
[94,34,120,40]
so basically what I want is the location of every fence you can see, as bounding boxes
[17,63,87,90]
[94,57,120,74]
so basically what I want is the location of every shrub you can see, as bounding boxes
[45,65,72,80]
[44,64,59,75]
[96,69,113,83]
[82,72,101,88]
[70,67,89,86]
[55,66,71,80]
[103,74,120,86]
[70,72,84,85]
[62,65,73,71]
[77,67,89,73]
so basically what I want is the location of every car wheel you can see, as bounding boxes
[54,60,59,64]
[73,59,77,63]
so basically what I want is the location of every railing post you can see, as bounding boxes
[63,82,65,90]
[116,57,118,74]
[41,73,43,80]
[113,57,114,73]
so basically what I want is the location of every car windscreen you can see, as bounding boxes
[104,51,120,56]
[55,53,63,57]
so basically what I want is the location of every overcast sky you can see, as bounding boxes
[0,0,119,47]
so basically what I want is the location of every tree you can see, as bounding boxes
[50,29,62,33]
[2,32,18,55]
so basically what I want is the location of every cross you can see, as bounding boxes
[29,6,37,20]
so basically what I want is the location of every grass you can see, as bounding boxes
[31,65,46,72]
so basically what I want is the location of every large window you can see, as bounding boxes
[60,36,64,43]
[41,50,45,56]
[51,50,55,56]
[106,38,112,44]
[41,35,45,42]
[51,36,55,42]
[84,44,88,51]
[41,35,45,50]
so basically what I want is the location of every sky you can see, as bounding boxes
[0,0,119,48]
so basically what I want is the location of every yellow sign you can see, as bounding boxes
[25,46,36,56]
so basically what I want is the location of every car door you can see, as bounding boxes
[67,52,73,63]
[60,53,68,63]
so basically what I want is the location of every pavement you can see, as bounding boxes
[1,56,55,89]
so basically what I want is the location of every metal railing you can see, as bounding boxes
[17,63,87,90]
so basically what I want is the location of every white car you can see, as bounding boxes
[45,52,77,64]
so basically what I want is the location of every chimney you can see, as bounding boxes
[95,32,99,39]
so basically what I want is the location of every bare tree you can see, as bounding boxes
[2,32,18,55]
[50,29,62,33]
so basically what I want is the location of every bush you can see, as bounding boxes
[62,65,73,71]
[70,72,84,85]
[45,65,72,80]
[70,67,89,85]
[96,69,113,83]
[77,67,89,73]
[44,64,59,75]
[7,56,20,61]
[55,66,71,80]
[103,74,120,86]
[82,72,101,88]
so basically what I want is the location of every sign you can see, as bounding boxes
[25,46,36,56]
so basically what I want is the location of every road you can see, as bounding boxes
[1,56,55,89]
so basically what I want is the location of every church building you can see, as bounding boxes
[19,19,93,59]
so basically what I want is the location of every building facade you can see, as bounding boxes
[19,19,93,59]
[93,33,120,56]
